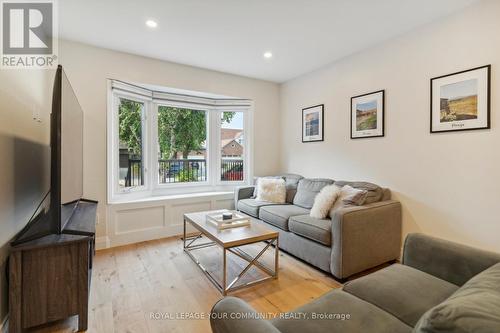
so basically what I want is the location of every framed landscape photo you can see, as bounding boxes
[431,65,491,133]
[351,90,385,139]
[302,104,324,142]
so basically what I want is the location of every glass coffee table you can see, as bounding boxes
[183,210,279,295]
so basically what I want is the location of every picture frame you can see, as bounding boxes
[430,65,491,133]
[302,104,324,142]
[351,90,385,139]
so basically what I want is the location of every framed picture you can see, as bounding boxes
[302,104,324,142]
[351,90,385,139]
[430,65,491,133]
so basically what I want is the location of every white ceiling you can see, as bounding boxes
[59,0,480,83]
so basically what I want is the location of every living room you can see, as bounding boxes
[1,0,499,332]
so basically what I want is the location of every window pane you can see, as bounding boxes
[221,112,244,181]
[118,98,144,189]
[157,106,207,183]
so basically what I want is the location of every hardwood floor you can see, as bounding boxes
[29,236,344,333]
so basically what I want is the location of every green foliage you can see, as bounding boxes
[118,99,143,155]
[175,169,198,182]
[157,107,235,159]
[158,106,206,159]
[221,112,236,125]
[119,100,236,159]
[356,114,377,131]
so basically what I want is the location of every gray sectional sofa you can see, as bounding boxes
[235,174,402,279]
[211,233,500,333]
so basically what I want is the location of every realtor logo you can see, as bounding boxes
[1,0,58,68]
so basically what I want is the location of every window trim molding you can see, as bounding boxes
[107,80,253,203]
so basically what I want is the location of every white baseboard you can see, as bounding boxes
[95,236,110,250]
[0,314,8,333]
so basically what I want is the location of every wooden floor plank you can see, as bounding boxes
[28,235,348,333]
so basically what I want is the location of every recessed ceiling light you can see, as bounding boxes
[263,51,273,59]
[145,20,158,28]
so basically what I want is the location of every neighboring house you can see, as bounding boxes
[221,128,243,157]
[221,128,243,142]
[221,139,243,157]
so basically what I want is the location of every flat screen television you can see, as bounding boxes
[13,65,84,245]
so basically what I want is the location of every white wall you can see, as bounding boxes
[58,40,281,244]
[280,0,500,252]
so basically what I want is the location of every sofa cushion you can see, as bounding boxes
[382,188,391,201]
[259,205,310,231]
[237,199,280,218]
[289,215,332,246]
[253,174,303,203]
[343,264,459,327]
[334,181,384,204]
[293,178,334,209]
[281,173,304,203]
[272,289,412,333]
[414,262,500,333]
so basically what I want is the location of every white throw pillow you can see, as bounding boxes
[310,185,341,219]
[253,176,283,198]
[256,178,286,203]
[329,185,368,218]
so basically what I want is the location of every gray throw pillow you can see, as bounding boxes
[334,181,383,204]
[414,262,500,333]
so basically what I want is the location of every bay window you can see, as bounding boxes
[107,80,252,202]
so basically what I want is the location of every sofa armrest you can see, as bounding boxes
[210,297,281,333]
[331,200,402,279]
[235,186,255,204]
[403,233,500,286]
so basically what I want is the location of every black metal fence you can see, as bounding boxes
[124,158,244,185]
[125,159,143,187]
[221,159,244,181]
[159,159,207,184]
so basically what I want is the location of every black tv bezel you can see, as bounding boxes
[50,64,63,234]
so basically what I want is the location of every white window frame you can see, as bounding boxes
[108,89,151,202]
[107,80,253,203]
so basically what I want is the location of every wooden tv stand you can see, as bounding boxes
[9,200,97,332]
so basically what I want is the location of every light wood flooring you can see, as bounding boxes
[28,236,348,333]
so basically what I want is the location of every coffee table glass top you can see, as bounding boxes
[184,210,278,248]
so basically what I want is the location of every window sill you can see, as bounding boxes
[109,191,234,205]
